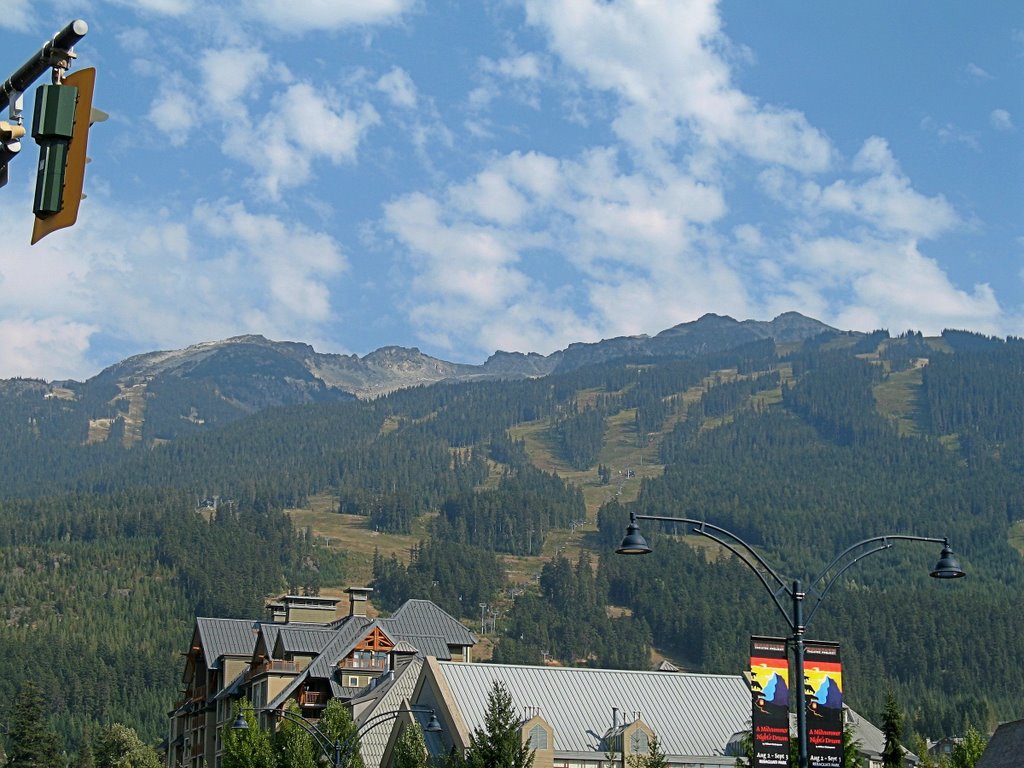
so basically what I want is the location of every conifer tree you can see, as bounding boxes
[7,681,61,768]
[881,690,904,768]
[76,724,96,768]
[463,681,534,768]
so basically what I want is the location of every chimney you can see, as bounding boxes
[346,586,373,617]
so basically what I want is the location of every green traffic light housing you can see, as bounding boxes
[31,83,78,216]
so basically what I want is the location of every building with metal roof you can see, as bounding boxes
[388,659,894,768]
[166,590,477,768]
[404,659,749,767]
[977,719,1024,768]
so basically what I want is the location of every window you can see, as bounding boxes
[528,725,548,750]
[630,730,649,754]
[348,676,359,687]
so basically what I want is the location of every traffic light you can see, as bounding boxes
[30,67,96,244]
[0,120,26,189]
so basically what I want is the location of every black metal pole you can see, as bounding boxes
[618,514,963,768]
[1,20,89,113]
[792,580,808,768]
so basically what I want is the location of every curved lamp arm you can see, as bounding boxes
[618,514,964,633]
[616,511,963,768]
[233,704,443,768]
[340,706,443,765]
[356,706,442,738]
[619,512,796,630]
[804,534,958,626]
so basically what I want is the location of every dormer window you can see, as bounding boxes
[528,725,548,750]
[630,730,649,754]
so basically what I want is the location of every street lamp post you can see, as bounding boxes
[616,512,964,768]
[232,705,443,767]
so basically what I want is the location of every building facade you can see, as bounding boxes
[166,589,476,768]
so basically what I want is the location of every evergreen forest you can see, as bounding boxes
[1,327,1023,758]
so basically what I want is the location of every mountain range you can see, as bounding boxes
[3,310,834,420]
[2,307,1022,748]
[0,311,839,444]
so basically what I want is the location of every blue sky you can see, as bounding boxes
[1,1,1020,381]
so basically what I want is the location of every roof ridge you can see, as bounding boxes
[439,661,743,678]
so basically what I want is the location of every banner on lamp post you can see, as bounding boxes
[804,641,844,768]
[749,636,791,768]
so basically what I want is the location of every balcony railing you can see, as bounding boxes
[339,657,389,671]
[248,659,298,679]
[298,690,325,707]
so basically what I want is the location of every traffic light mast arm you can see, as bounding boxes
[1,20,88,115]
[2,20,88,191]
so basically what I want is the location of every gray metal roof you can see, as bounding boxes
[350,656,424,768]
[435,662,750,759]
[275,627,338,656]
[977,719,1024,768]
[306,617,375,679]
[842,707,889,760]
[382,600,476,648]
[262,600,472,709]
[267,618,377,708]
[196,618,259,668]
[392,634,457,660]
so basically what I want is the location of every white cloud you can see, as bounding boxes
[219,82,380,198]
[384,145,741,356]
[0,186,347,380]
[195,201,347,322]
[791,236,1004,336]
[109,0,195,16]
[991,109,1015,131]
[0,0,34,31]
[811,137,959,239]
[283,84,379,163]
[0,318,98,381]
[376,67,417,108]
[966,63,993,80]
[920,116,980,150]
[147,91,195,147]
[482,54,544,81]
[198,48,273,112]
[523,0,833,172]
[245,0,416,33]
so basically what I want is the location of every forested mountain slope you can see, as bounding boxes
[1,323,1022,755]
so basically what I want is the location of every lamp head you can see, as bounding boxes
[231,714,249,730]
[616,514,652,555]
[425,711,443,733]
[930,543,965,579]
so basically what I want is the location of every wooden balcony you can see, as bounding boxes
[248,659,298,680]
[298,690,325,708]
[339,657,389,671]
